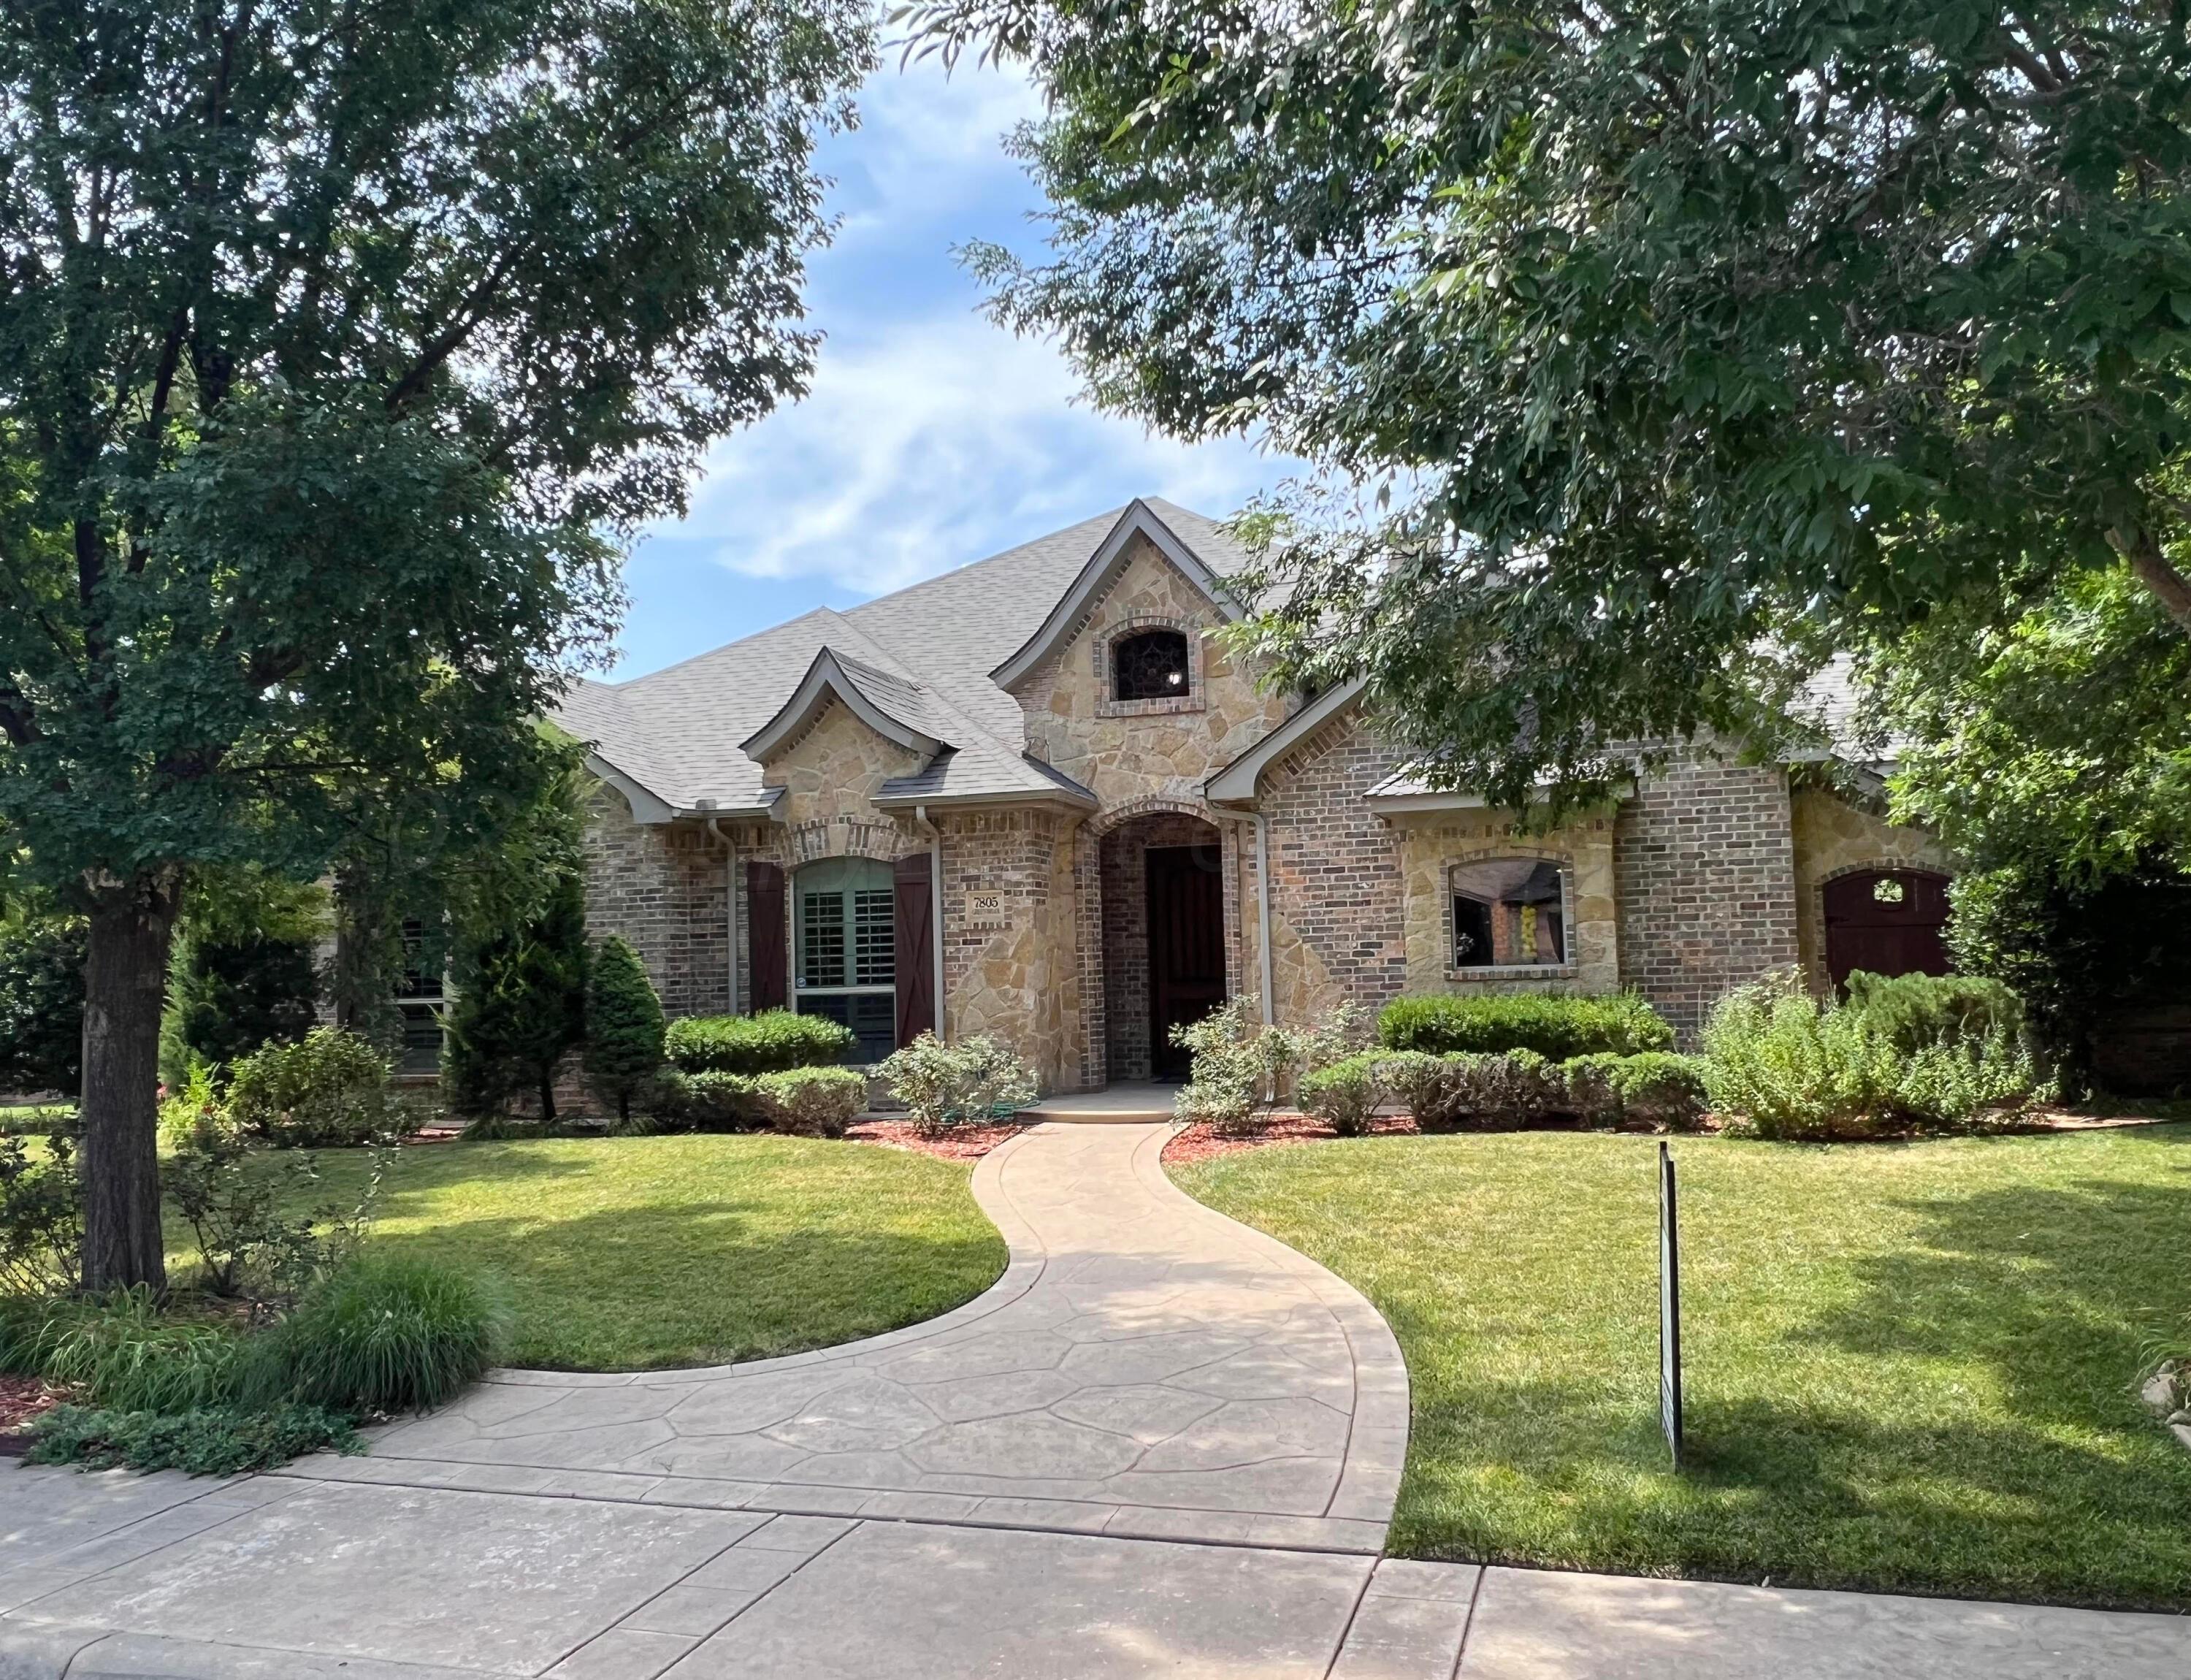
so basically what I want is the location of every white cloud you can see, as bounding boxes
[675,314,1283,596]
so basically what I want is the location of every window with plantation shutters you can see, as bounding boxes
[793,857,898,1063]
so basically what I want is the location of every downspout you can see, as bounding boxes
[703,817,738,1016]
[913,806,947,1042]
[1252,812,1276,1027]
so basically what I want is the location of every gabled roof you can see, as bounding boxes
[990,500,1248,692]
[741,648,947,763]
[558,499,1247,819]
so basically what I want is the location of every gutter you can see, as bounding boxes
[703,817,738,1016]
[1252,813,1276,1027]
[912,806,947,1042]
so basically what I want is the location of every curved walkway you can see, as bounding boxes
[9,1123,2191,1677]
[290,1120,1409,1553]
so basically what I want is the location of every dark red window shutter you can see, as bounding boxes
[747,860,787,1012]
[894,850,934,1047]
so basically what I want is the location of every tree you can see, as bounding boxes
[0,904,85,1096]
[1,0,873,1287]
[443,872,589,1126]
[911,0,2191,803]
[584,936,665,1125]
[1867,560,2191,1083]
[158,868,329,1087]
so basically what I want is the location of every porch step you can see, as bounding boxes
[1022,1085,1179,1124]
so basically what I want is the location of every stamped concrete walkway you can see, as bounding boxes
[4,1119,2190,1678]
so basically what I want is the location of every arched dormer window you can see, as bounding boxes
[1112,628,1190,702]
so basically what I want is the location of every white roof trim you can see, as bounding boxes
[1204,678,1368,805]
[870,785,1097,813]
[586,752,678,825]
[990,500,1245,692]
[741,648,942,763]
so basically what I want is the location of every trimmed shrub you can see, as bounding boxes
[665,1009,855,1076]
[1561,1053,1710,1130]
[1299,1053,1383,1137]
[874,1033,1038,1137]
[1843,970,2026,1053]
[754,1066,866,1138]
[584,936,666,1123]
[245,1253,505,1414]
[1448,1050,1564,1127]
[655,1068,764,1131]
[1373,1051,1472,1130]
[227,1027,399,1148]
[27,1402,362,1475]
[1377,992,1673,1060]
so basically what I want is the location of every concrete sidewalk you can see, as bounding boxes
[3,1120,2186,1676]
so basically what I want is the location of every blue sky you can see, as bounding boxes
[611,56,1297,678]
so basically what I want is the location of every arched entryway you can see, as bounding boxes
[1824,867,1952,992]
[1098,811,1227,1081]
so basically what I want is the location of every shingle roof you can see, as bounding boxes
[559,499,1234,813]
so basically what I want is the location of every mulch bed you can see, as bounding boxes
[0,1374,66,1456]
[846,1117,1036,1161]
[1163,1112,1422,1167]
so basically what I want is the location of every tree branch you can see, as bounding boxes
[2112,526,2191,640]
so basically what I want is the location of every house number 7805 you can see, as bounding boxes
[971,894,1001,911]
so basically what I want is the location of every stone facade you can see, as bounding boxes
[1789,786,1960,993]
[1395,813,1620,996]
[579,526,1957,1087]
[1014,535,1293,809]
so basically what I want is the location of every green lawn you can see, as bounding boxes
[1172,1125,2191,1608]
[164,1135,1006,1372]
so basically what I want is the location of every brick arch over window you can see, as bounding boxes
[1093,615,1204,718]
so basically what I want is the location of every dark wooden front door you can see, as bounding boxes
[1824,868,1952,992]
[1147,844,1225,1080]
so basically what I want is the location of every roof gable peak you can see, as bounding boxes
[989,500,1244,692]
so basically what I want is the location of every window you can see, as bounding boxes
[795,858,896,1062]
[394,916,449,1074]
[1112,628,1190,701]
[1451,859,1568,969]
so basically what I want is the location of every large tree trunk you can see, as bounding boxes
[80,875,181,1292]
[2116,527,2191,638]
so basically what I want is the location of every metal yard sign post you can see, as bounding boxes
[1658,1141,1684,1469]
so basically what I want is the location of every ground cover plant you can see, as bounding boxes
[192,1135,1007,1370]
[1172,1123,2191,1608]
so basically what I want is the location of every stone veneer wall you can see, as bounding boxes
[1613,758,1801,1041]
[1098,811,1227,1082]
[1253,717,1411,1027]
[937,808,1082,1091]
[1789,787,1959,993]
[581,785,732,1019]
[1394,813,1619,995]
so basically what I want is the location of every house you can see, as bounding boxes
[557,500,1956,1085]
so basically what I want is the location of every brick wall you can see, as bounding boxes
[1255,718,1411,1023]
[1613,758,1800,1041]
[581,788,732,1020]
[1097,811,1224,1081]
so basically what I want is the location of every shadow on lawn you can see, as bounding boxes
[1795,1175,2191,1427]
[359,1196,1007,1372]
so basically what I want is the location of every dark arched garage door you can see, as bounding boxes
[1824,868,1952,992]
